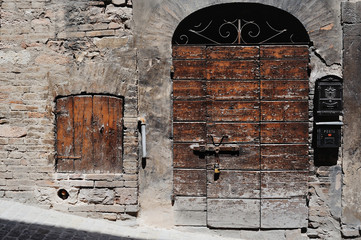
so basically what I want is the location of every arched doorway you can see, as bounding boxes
[172,3,310,229]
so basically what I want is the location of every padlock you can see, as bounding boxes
[214,163,220,174]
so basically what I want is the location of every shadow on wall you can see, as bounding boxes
[0,218,143,240]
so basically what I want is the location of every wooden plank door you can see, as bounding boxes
[259,46,309,228]
[205,46,261,228]
[56,95,123,173]
[172,45,309,229]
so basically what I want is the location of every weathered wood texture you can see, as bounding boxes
[173,122,206,142]
[261,101,308,121]
[207,171,260,198]
[172,46,206,59]
[207,199,260,228]
[208,101,260,122]
[173,80,206,100]
[207,145,260,170]
[261,198,308,228]
[207,60,259,80]
[173,143,206,169]
[174,197,207,226]
[173,169,206,196]
[173,60,206,79]
[261,171,309,198]
[260,46,309,59]
[207,123,260,143]
[261,80,309,100]
[207,46,259,60]
[56,97,75,172]
[173,100,207,121]
[206,81,259,100]
[260,60,308,80]
[56,95,123,173]
[261,144,309,170]
[261,123,309,144]
[172,45,309,228]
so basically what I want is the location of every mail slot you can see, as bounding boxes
[316,122,343,148]
[316,79,343,116]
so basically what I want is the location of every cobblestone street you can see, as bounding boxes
[0,199,237,240]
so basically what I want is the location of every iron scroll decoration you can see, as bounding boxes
[172,3,310,45]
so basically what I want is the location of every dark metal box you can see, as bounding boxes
[316,80,343,116]
[316,122,343,148]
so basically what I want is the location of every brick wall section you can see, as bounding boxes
[0,0,139,220]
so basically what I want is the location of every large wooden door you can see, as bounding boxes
[173,45,309,229]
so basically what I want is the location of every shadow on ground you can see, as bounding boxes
[0,218,143,240]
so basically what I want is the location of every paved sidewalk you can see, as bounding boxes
[0,199,239,240]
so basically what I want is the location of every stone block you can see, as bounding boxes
[123,174,137,181]
[93,37,128,49]
[94,180,124,188]
[0,125,27,138]
[85,30,115,37]
[103,213,117,221]
[84,174,122,181]
[78,188,115,205]
[174,210,206,226]
[341,227,360,238]
[285,229,308,240]
[124,204,138,213]
[342,2,361,23]
[68,205,95,212]
[124,181,137,188]
[115,188,137,205]
[58,180,94,187]
[173,197,206,211]
[94,205,125,213]
[112,0,125,5]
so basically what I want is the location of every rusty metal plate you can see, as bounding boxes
[261,144,309,170]
[261,80,309,100]
[207,123,260,143]
[207,170,260,198]
[261,198,308,229]
[173,46,206,59]
[207,60,259,80]
[207,199,260,228]
[261,123,308,144]
[208,101,260,122]
[206,81,259,100]
[260,60,308,80]
[173,122,206,142]
[174,169,207,196]
[261,101,308,121]
[260,45,309,59]
[173,60,206,79]
[173,100,207,121]
[173,143,206,169]
[173,80,206,100]
[206,46,259,60]
[261,171,309,198]
[207,145,260,170]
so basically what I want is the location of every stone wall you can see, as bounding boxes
[0,0,359,238]
[0,0,139,220]
[341,2,361,238]
[134,1,344,235]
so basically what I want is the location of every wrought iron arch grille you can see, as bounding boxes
[172,3,310,45]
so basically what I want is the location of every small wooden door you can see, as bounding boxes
[56,95,123,173]
[173,45,309,229]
